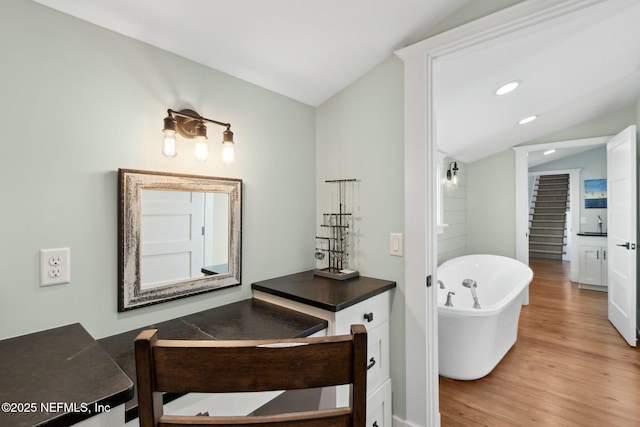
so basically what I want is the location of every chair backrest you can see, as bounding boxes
[134,324,367,427]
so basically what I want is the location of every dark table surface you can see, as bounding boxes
[0,323,134,427]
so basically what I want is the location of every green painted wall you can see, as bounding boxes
[316,57,406,415]
[0,0,316,340]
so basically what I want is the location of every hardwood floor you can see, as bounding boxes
[439,258,640,426]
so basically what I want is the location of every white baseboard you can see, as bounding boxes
[393,414,441,427]
[392,416,410,427]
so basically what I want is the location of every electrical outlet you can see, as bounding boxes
[40,248,70,286]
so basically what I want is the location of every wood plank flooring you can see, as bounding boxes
[439,258,640,426]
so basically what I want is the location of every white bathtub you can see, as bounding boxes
[437,254,533,380]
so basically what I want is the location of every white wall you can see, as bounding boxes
[0,0,316,340]
[467,150,516,256]
[316,56,406,419]
[438,158,468,264]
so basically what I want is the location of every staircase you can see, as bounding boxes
[529,174,569,260]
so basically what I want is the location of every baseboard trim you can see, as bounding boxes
[392,416,410,427]
[393,413,441,427]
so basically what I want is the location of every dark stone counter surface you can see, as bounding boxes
[98,298,327,422]
[252,270,396,312]
[0,323,134,427]
[0,298,326,426]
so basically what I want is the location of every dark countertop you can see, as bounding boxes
[251,270,396,312]
[0,323,134,427]
[577,232,608,237]
[98,298,328,422]
[201,263,228,275]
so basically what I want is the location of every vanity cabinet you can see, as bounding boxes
[578,235,608,290]
[252,271,396,427]
[124,391,285,426]
[75,406,127,427]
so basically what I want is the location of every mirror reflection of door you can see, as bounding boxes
[203,192,229,275]
[140,190,229,289]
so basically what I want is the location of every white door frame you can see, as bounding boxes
[514,136,609,281]
[395,1,605,425]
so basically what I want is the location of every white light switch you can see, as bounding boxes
[390,233,403,257]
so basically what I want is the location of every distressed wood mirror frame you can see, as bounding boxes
[118,169,242,311]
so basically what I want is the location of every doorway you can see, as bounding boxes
[514,136,609,279]
[516,128,638,347]
[397,1,640,423]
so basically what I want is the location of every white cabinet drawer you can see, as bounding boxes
[334,292,390,335]
[76,404,124,426]
[366,321,389,394]
[337,320,390,405]
[367,379,392,427]
[125,391,284,426]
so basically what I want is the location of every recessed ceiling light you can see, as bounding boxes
[495,80,520,96]
[543,149,556,155]
[518,115,537,125]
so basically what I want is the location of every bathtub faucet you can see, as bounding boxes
[445,291,455,307]
[438,280,445,289]
[462,279,481,309]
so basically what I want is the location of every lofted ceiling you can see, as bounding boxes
[433,0,640,164]
[31,1,639,165]
[32,0,470,106]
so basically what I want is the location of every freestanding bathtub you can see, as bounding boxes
[437,254,533,380]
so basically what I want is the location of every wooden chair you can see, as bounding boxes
[134,324,367,427]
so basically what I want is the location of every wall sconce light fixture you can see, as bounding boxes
[446,161,459,187]
[162,108,235,165]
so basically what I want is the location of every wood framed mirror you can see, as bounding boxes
[118,169,242,311]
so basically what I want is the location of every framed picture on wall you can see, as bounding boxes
[584,179,607,208]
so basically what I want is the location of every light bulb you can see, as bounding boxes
[221,141,234,165]
[162,130,177,158]
[194,136,209,161]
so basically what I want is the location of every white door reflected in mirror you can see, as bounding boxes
[140,190,229,289]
